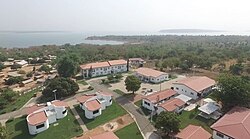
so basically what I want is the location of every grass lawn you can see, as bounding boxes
[74,100,127,129]
[0,88,40,114]
[178,108,216,133]
[113,89,125,96]
[6,110,83,139]
[115,122,143,139]
[77,80,88,85]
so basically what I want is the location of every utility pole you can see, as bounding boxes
[53,89,57,100]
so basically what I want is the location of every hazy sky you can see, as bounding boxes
[0,0,250,32]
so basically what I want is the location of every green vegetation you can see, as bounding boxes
[42,77,79,101]
[74,100,126,129]
[115,122,143,139]
[57,54,80,78]
[102,74,123,84]
[0,124,7,139]
[39,64,51,73]
[0,63,5,71]
[113,89,125,95]
[178,109,215,133]
[5,76,24,85]
[77,80,88,85]
[6,110,83,139]
[125,75,141,94]
[0,88,39,114]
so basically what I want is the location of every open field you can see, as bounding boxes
[74,100,127,129]
[6,110,83,139]
[115,122,143,139]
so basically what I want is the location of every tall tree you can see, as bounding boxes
[214,74,250,111]
[229,64,243,75]
[57,55,79,78]
[124,75,141,93]
[155,112,180,136]
[0,63,4,72]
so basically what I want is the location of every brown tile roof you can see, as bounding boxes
[27,111,47,126]
[108,59,127,66]
[89,132,119,139]
[80,61,110,70]
[211,107,250,139]
[51,100,68,107]
[135,67,168,78]
[175,125,211,139]
[76,94,96,103]
[143,89,177,103]
[173,76,215,93]
[25,104,46,115]
[85,100,101,111]
[158,98,185,112]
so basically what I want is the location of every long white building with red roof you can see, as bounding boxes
[80,59,128,78]
[134,67,169,83]
[25,100,68,135]
[171,76,216,100]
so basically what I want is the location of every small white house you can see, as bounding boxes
[15,60,28,67]
[156,98,186,114]
[142,89,178,111]
[81,59,128,78]
[26,100,68,135]
[134,67,169,83]
[76,91,113,119]
[171,76,216,100]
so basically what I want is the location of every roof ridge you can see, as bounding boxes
[242,112,250,136]
[186,126,201,139]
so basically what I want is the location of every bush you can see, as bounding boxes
[88,86,94,90]
[26,72,33,77]
[18,70,26,74]
[6,118,14,123]
[5,77,24,85]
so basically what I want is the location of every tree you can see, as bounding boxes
[229,64,243,75]
[155,112,180,136]
[57,56,79,78]
[1,89,17,102]
[39,64,51,73]
[124,75,141,93]
[0,124,7,139]
[214,74,250,111]
[5,77,23,85]
[162,58,180,70]
[0,63,4,71]
[42,77,79,100]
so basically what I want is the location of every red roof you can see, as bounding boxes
[108,59,127,66]
[85,100,101,111]
[25,104,46,115]
[175,125,211,139]
[51,100,68,107]
[76,94,96,103]
[135,67,167,78]
[80,62,110,70]
[27,111,47,126]
[89,132,119,139]
[143,89,177,103]
[173,76,215,93]
[159,98,185,112]
[211,107,250,139]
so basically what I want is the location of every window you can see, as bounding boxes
[216,132,224,138]
[109,99,112,103]
[190,92,194,95]
[144,101,150,106]
[176,87,179,90]
[62,109,67,114]
[182,89,183,91]
[93,109,99,114]
[36,123,45,129]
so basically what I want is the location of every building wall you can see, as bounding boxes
[172,84,199,100]
[28,120,49,135]
[85,108,102,119]
[142,99,156,111]
[135,73,168,83]
[55,106,68,119]
[212,130,232,139]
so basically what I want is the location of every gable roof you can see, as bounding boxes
[85,99,101,111]
[27,111,47,126]
[173,76,215,93]
[80,61,110,70]
[143,89,177,103]
[159,98,185,112]
[108,59,127,66]
[175,125,211,139]
[211,107,250,139]
[135,67,168,78]
[76,94,96,103]
[89,132,119,139]
[129,58,144,62]
[51,100,68,107]
[25,104,46,115]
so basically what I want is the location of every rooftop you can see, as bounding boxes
[85,99,101,111]
[27,111,47,126]
[175,125,211,139]
[135,67,167,78]
[76,94,96,103]
[198,102,219,115]
[143,89,177,104]
[159,98,185,112]
[211,107,250,139]
[108,59,127,66]
[80,59,127,70]
[88,132,119,139]
[129,58,144,62]
[173,76,215,93]
[25,104,46,115]
[51,100,68,107]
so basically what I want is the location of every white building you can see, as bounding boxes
[15,60,28,67]
[211,107,250,139]
[156,98,186,114]
[171,76,216,100]
[142,89,178,111]
[129,58,145,67]
[26,100,68,135]
[80,59,128,78]
[134,67,169,83]
[76,91,113,119]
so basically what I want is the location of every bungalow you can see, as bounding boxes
[174,124,211,139]
[211,107,250,139]
[142,89,178,111]
[76,91,113,119]
[134,67,169,83]
[129,58,145,67]
[14,60,28,67]
[26,100,68,135]
[171,76,216,100]
[81,59,128,78]
[156,98,186,114]
[198,98,221,120]
[87,131,119,139]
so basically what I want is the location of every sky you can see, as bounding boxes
[0,0,250,33]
